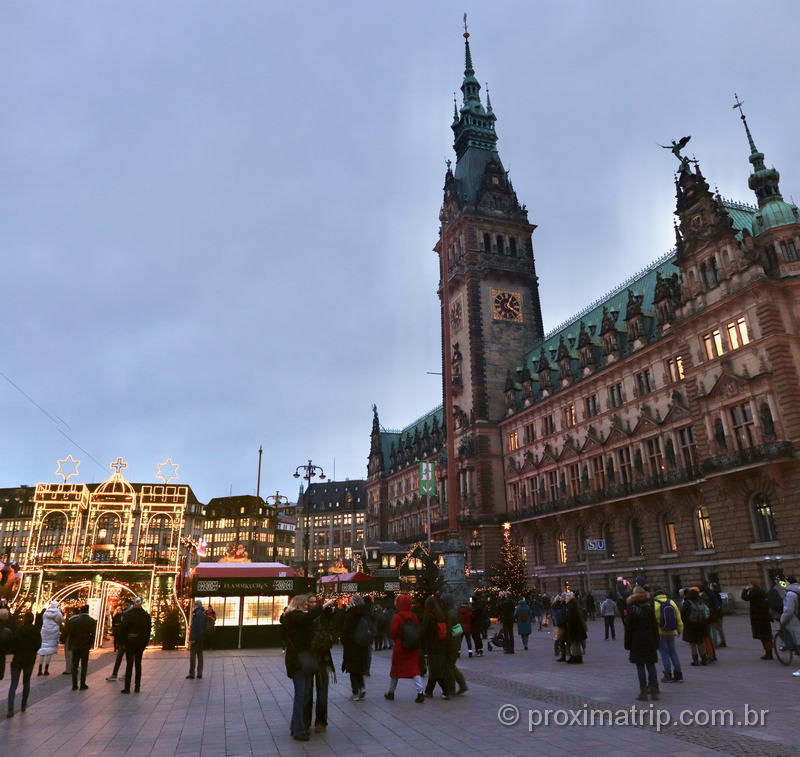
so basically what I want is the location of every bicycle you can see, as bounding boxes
[773,628,797,666]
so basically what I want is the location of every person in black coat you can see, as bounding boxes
[624,586,660,701]
[65,604,96,691]
[741,582,774,660]
[563,593,587,664]
[118,597,151,693]
[422,596,453,698]
[680,588,709,665]
[6,612,41,717]
[340,594,370,700]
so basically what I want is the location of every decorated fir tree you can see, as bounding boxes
[489,527,528,597]
[413,548,443,599]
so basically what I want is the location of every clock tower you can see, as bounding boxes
[436,28,544,562]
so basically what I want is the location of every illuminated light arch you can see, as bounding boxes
[36,509,70,562]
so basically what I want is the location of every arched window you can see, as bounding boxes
[557,533,568,564]
[629,517,643,556]
[142,514,174,564]
[602,523,615,559]
[696,506,714,549]
[752,495,778,542]
[92,513,122,563]
[39,511,68,562]
[661,513,678,553]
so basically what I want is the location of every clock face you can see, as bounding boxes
[450,298,463,331]
[492,289,523,322]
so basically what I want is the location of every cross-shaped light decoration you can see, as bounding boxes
[156,458,180,484]
[55,455,80,483]
[109,457,128,476]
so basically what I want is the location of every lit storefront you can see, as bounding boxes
[192,562,314,648]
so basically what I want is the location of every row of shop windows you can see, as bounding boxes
[528,495,778,566]
[201,595,290,626]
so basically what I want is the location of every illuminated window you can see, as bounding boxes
[726,317,751,351]
[507,431,520,452]
[557,533,568,564]
[662,515,678,553]
[562,403,577,428]
[752,495,778,542]
[703,329,725,359]
[205,596,240,626]
[646,438,664,477]
[666,355,685,382]
[242,596,285,626]
[696,506,714,549]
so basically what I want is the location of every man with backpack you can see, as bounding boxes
[653,588,684,682]
[186,599,207,680]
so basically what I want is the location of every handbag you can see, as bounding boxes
[297,650,318,675]
[451,623,463,637]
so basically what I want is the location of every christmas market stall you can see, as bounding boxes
[317,571,402,600]
[192,562,314,648]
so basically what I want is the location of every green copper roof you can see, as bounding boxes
[522,200,756,372]
[378,405,443,476]
[752,198,800,235]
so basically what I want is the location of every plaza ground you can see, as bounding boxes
[0,615,798,757]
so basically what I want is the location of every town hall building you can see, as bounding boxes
[366,31,800,600]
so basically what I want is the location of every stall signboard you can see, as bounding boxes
[192,576,315,596]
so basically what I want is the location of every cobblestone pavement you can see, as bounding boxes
[0,615,796,756]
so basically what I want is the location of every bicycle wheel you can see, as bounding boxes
[773,630,793,666]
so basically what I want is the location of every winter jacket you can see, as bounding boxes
[624,591,659,665]
[680,592,708,644]
[189,606,207,642]
[11,623,41,669]
[36,604,63,656]
[564,599,587,644]
[340,604,370,676]
[513,601,533,636]
[471,602,489,632]
[389,595,421,679]
[652,593,683,636]
[740,586,772,641]
[65,612,97,651]
[119,607,151,650]
[599,598,618,617]
[456,604,473,634]
[780,583,800,646]
[281,605,322,679]
[499,598,516,627]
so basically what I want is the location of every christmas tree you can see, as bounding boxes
[413,547,443,599]
[489,527,528,597]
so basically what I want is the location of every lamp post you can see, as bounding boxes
[265,490,291,562]
[292,460,326,577]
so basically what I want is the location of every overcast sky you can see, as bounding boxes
[1,1,798,503]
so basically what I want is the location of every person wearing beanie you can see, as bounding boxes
[624,585,660,701]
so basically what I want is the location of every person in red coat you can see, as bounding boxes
[384,595,425,703]
[457,602,474,657]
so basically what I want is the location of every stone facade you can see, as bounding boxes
[367,34,800,599]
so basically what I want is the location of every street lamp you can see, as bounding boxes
[292,460,326,577]
[265,490,291,562]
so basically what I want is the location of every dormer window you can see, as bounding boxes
[780,240,799,262]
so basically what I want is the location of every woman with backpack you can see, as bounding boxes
[681,588,710,666]
[340,594,370,701]
[422,596,453,699]
[513,598,533,650]
[384,594,424,703]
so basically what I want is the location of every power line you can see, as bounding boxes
[0,370,107,473]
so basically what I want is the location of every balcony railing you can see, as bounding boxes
[505,441,795,523]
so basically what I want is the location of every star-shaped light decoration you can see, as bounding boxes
[55,455,80,483]
[155,458,180,484]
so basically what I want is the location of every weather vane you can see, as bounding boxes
[463,12,469,38]
[156,458,180,484]
[55,455,80,483]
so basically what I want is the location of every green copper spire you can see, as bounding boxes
[450,19,501,204]
[733,93,799,234]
